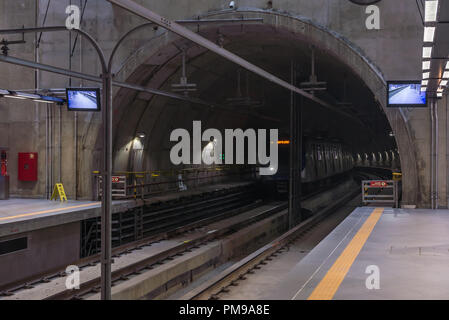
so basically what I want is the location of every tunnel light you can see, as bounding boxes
[423,72,430,79]
[33,99,55,104]
[3,94,26,100]
[422,80,429,86]
[422,61,431,70]
[423,27,435,42]
[15,92,41,99]
[424,0,439,23]
[443,71,449,79]
[423,47,432,58]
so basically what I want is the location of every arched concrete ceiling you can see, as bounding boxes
[81,9,417,203]
[111,24,395,172]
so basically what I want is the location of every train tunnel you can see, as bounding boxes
[97,13,400,198]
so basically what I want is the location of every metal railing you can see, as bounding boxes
[362,180,399,208]
[94,165,257,200]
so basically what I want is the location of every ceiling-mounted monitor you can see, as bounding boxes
[66,88,101,111]
[387,81,427,108]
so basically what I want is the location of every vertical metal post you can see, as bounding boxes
[297,95,303,222]
[101,72,113,300]
[289,61,295,229]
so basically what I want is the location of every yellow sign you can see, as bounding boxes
[51,183,67,202]
[392,172,402,181]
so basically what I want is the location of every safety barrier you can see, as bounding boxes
[96,175,127,199]
[362,180,399,208]
[93,165,257,200]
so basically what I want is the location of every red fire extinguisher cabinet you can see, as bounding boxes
[18,152,38,181]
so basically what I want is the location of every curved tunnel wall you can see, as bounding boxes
[81,10,417,203]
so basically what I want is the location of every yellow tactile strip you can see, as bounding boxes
[0,203,100,222]
[307,207,384,300]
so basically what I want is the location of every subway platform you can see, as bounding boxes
[0,181,254,237]
[271,206,449,300]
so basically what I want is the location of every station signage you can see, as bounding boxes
[370,181,388,188]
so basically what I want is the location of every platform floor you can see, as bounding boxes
[272,207,449,300]
[0,181,253,237]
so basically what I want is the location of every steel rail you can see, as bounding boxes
[44,202,286,300]
[183,188,361,300]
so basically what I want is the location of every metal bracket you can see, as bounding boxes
[1,27,25,56]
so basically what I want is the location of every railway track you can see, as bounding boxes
[1,198,289,300]
[47,202,288,300]
[1,171,382,300]
[182,188,362,300]
[0,184,260,297]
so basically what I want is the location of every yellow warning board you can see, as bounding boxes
[393,172,402,181]
[51,183,67,202]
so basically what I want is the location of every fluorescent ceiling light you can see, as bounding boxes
[424,27,436,42]
[33,99,55,104]
[445,61,449,70]
[425,0,439,22]
[437,92,443,97]
[437,87,443,92]
[0,89,9,95]
[422,80,429,86]
[423,72,430,79]
[443,71,449,78]
[421,86,427,92]
[423,61,431,70]
[423,47,432,58]
[3,94,26,100]
[441,80,448,87]
[15,92,41,99]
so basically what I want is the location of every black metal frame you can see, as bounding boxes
[387,80,428,108]
[66,87,101,112]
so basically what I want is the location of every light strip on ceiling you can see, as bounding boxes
[423,26,436,42]
[423,46,432,58]
[425,0,439,23]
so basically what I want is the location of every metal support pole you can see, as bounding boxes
[297,95,303,222]
[100,73,113,300]
[289,61,295,229]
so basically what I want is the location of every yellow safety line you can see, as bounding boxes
[307,207,384,300]
[0,203,101,222]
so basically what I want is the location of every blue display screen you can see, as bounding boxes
[388,83,426,106]
[67,89,100,111]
